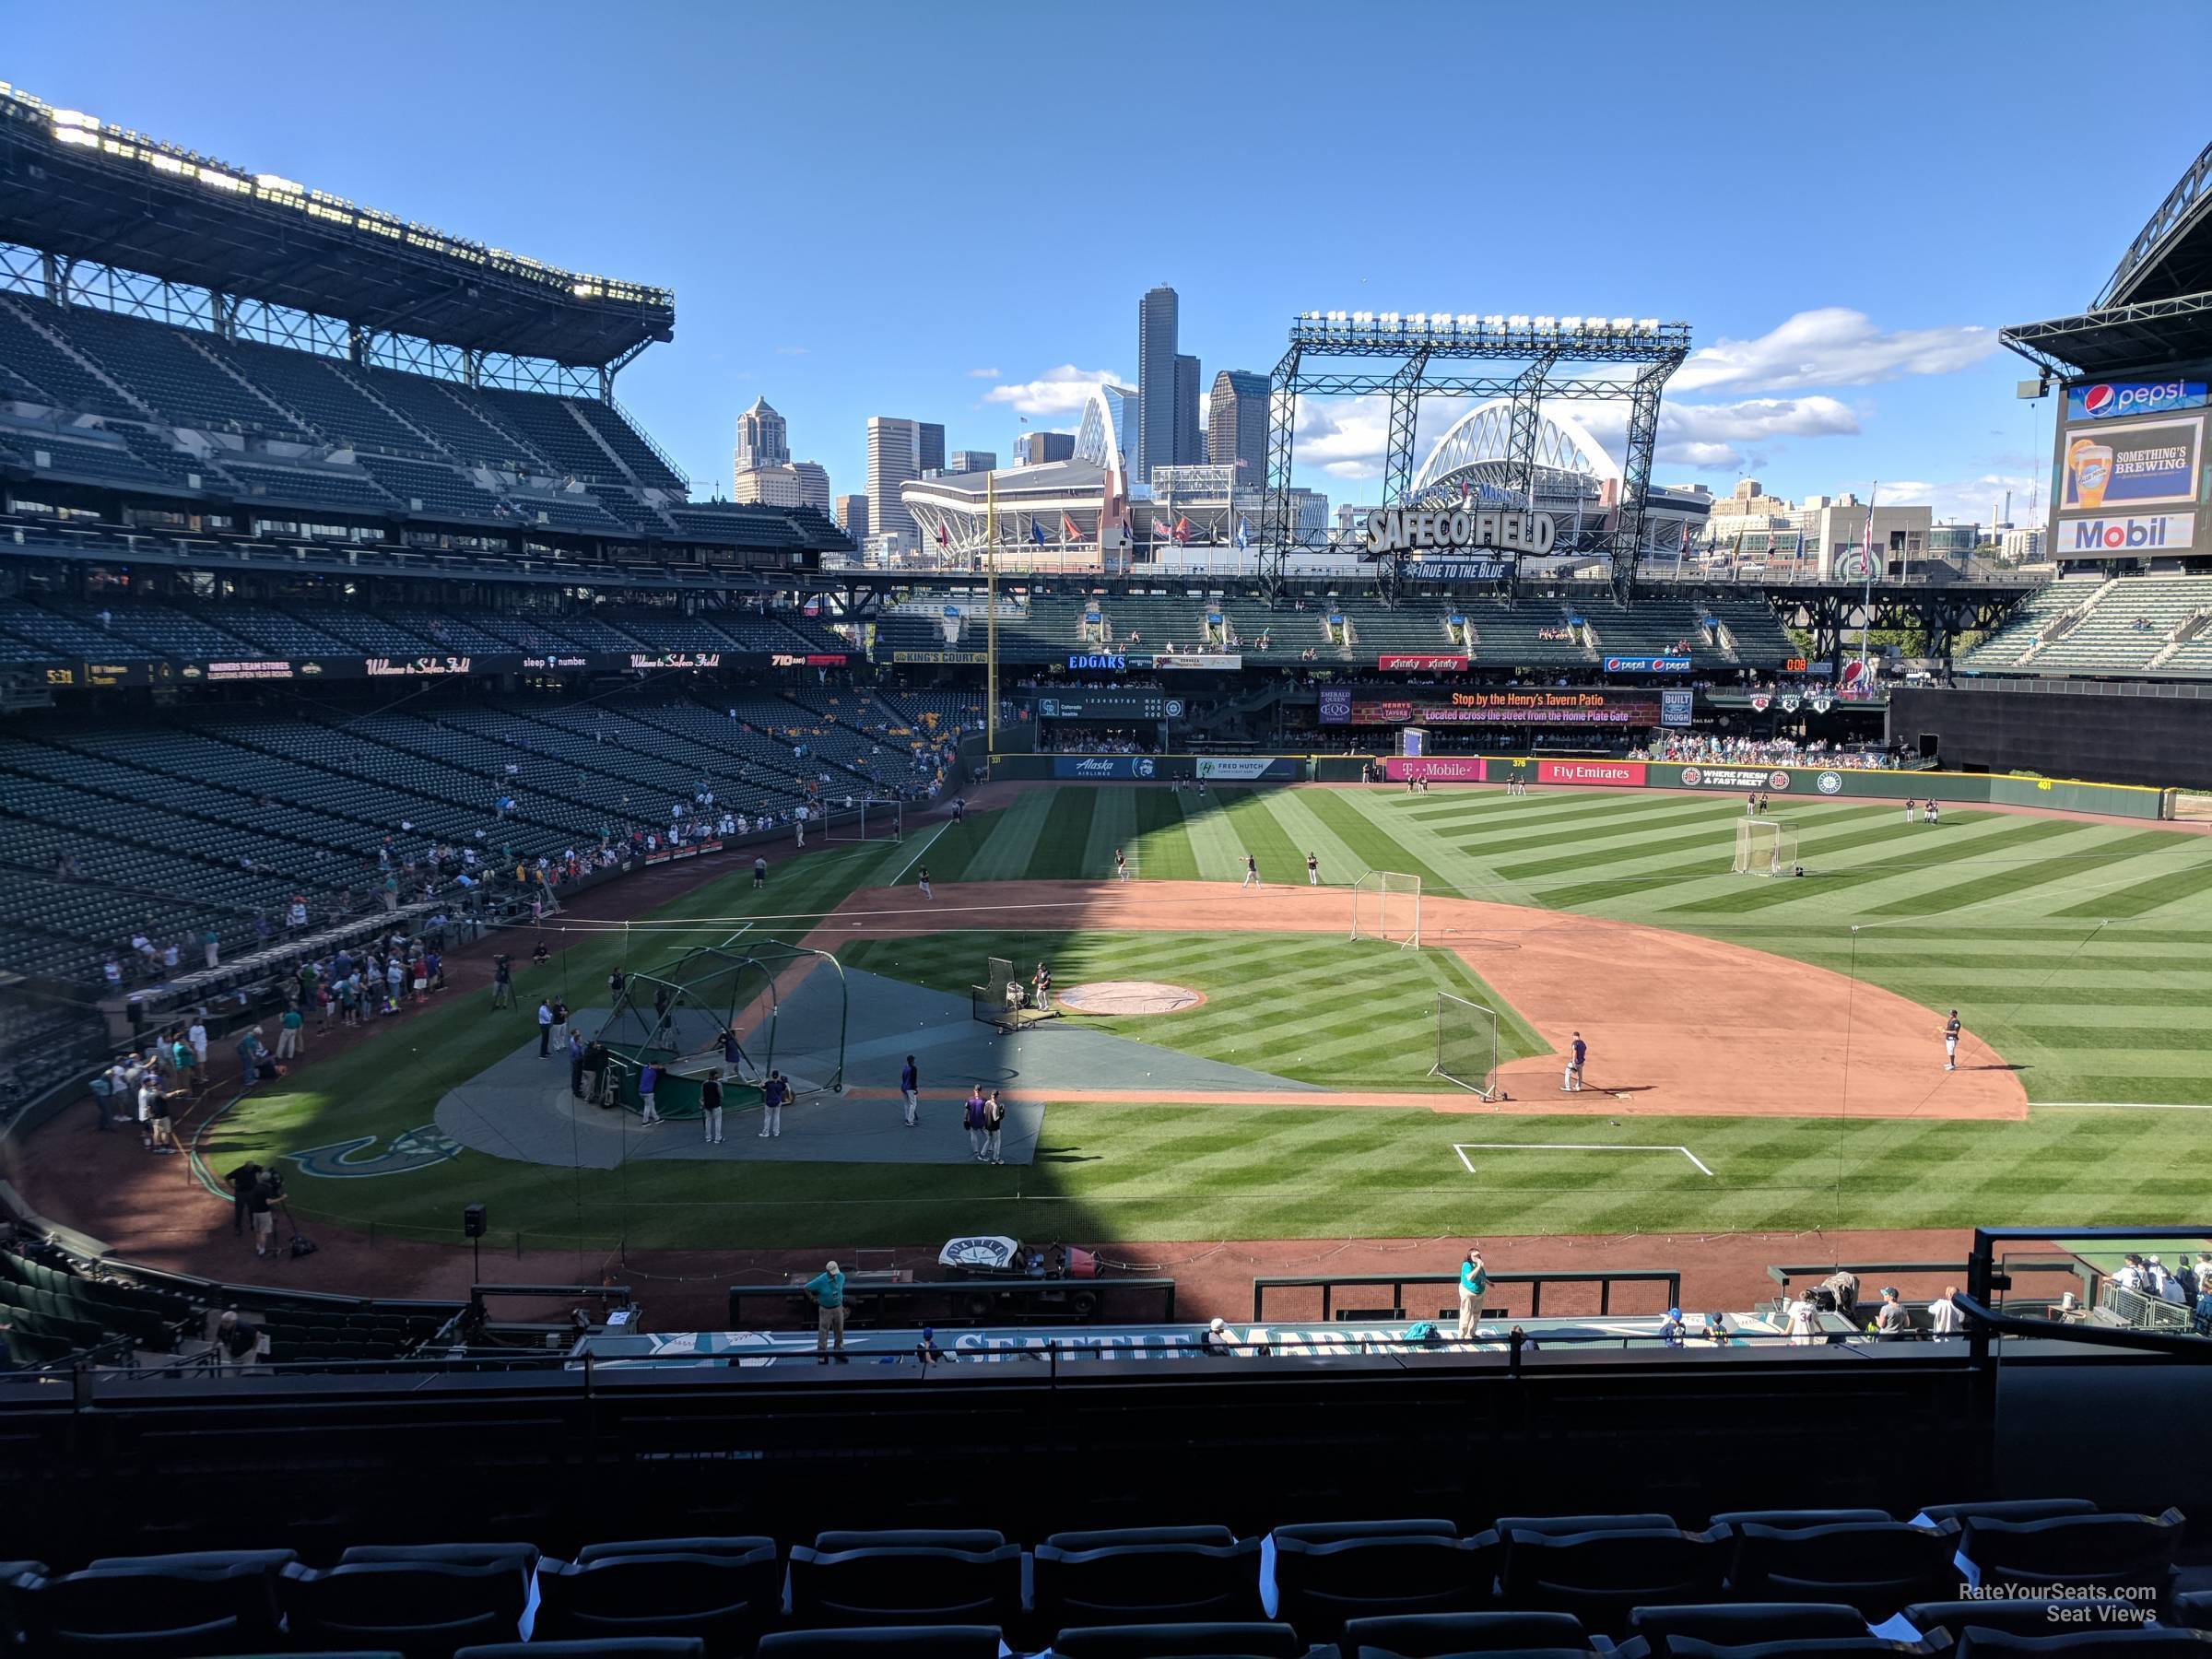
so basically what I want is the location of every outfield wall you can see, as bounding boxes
[991,751,2171,818]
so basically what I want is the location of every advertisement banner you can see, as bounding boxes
[1321,688,1662,726]
[1153,653,1241,670]
[2059,413,2202,511]
[1195,757,1302,782]
[2062,512,2196,553]
[771,652,849,667]
[1603,655,1692,673]
[1382,756,1487,783]
[1050,755,1162,780]
[2065,379,2207,422]
[1661,688,1694,728]
[1674,764,1795,793]
[890,650,990,665]
[1537,759,1647,787]
[1377,653,1468,672]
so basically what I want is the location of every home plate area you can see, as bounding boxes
[1056,981,1205,1016]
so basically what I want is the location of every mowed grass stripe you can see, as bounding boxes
[1658,818,2084,914]
[1214,787,1306,882]
[1262,790,1381,889]
[1861,829,2187,917]
[2053,851,2212,919]
[1022,786,1104,880]
[1130,786,1200,880]
[1080,786,1137,882]
[962,788,1060,881]
[1298,788,1455,891]
[1493,803,1899,881]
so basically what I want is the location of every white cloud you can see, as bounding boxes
[982,364,1124,417]
[966,366,1001,379]
[1674,308,1997,394]
[1880,471,2045,528]
[1293,392,1392,479]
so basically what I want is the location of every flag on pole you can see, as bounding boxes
[935,522,947,547]
[1030,518,1048,547]
[1061,512,1080,542]
[1233,515,1250,551]
[1171,515,1190,545]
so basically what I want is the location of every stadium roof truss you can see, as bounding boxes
[2001,290,2212,382]
[2094,138,2212,310]
[0,85,675,378]
[1262,312,1689,596]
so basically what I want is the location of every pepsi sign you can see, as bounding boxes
[2067,379,2206,421]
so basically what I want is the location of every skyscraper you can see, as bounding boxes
[1174,353,1203,467]
[1208,370,1270,495]
[1015,430,1076,466]
[834,493,869,540]
[866,417,927,549]
[734,396,790,472]
[918,422,946,477]
[732,461,830,514]
[1100,383,1137,465]
[1137,284,1179,483]
[948,450,997,475]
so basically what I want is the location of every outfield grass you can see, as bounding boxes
[838,929,1547,1088]
[196,783,2212,1252]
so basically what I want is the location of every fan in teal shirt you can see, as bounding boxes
[805,1266,844,1308]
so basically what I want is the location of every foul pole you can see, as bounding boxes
[985,471,998,752]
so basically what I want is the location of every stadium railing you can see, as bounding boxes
[726,1277,1179,1331]
[1252,1270,1682,1324]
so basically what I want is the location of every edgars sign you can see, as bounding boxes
[1364,506,1554,557]
[1068,653,1127,671]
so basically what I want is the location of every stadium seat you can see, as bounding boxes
[1903,1600,2160,1640]
[535,1545,779,1650]
[1636,1640,1942,1657]
[1708,1510,1893,1529]
[456,1642,707,1659]
[571,1534,775,1564]
[335,1540,541,1571]
[82,1548,298,1574]
[1032,1533,1266,1630]
[1959,1509,2186,1600]
[785,1539,1022,1629]
[1948,1631,2212,1655]
[1494,1513,1677,1537]
[756,1628,1005,1659]
[1044,1525,1240,1549]
[279,1559,532,1656]
[1342,1609,1596,1655]
[1724,1520,1960,1619]
[1270,1524,1503,1635]
[1052,1621,1310,1659]
[13,1560,284,1655]
[1620,1602,1881,1654]
[1496,1526,1730,1636]
[1916,1499,2100,1526]
[2176,1594,2212,1631]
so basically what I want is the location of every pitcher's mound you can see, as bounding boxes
[1057,981,1205,1016]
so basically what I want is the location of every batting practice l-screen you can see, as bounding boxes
[1431,992,1500,1098]
[1351,870,1421,947]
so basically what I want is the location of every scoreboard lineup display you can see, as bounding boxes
[1035,689,1183,722]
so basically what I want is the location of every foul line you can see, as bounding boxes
[1453,1141,1715,1177]
[885,819,950,888]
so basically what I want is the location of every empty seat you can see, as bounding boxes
[457,1642,707,1659]
[1647,1639,1942,1657]
[1916,1499,2099,1527]
[1710,1510,1892,1529]
[1725,1521,1959,1619]
[1272,1523,1501,1636]
[786,1539,1021,1629]
[1032,1533,1265,1630]
[1622,1602,1881,1655]
[335,1540,540,1571]
[1497,1527,1729,1636]
[1959,1509,2185,1601]
[1053,1620,1310,1659]
[757,1629,1004,1659]
[571,1535,774,1564]
[280,1559,530,1657]
[1496,1513,1677,1537]
[536,1545,778,1651]
[1344,1609,1595,1655]
[16,1561,284,1655]
[84,1548,298,1574]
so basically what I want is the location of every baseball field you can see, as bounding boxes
[137,781,2212,1263]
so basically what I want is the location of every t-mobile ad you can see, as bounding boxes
[1382,756,1487,783]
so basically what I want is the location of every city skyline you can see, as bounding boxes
[10,3,2211,528]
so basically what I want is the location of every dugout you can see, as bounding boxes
[596,935,847,1118]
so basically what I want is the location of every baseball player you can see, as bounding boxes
[759,1069,786,1137]
[1305,851,1320,887]
[1241,852,1259,889]
[1561,1030,1587,1092]
[916,864,933,900]
[1942,1010,1961,1072]
[1113,847,1129,882]
[900,1053,920,1127]
[1032,962,1053,1008]
[1745,791,1757,818]
[1903,797,1916,825]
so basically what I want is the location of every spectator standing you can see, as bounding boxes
[536,1000,554,1057]
[491,955,515,1010]
[1456,1247,1488,1339]
[276,1003,305,1061]
[806,1259,846,1362]
[202,925,220,970]
[1873,1287,1912,1339]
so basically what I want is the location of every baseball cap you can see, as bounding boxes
[1209,1317,1226,1332]
[1882,1286,1900,1297]
[825,1259,839,1273]
[1666,1308,1681,1321]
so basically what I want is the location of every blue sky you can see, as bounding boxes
[10,1,2212,525]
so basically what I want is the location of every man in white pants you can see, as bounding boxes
[760,1070,786,1137]
[1942,1010,1960,1071]
[900,1054,921,1126]
[1241,853,1258,888]
[700,1068,724,1145]
[1306,852,1320,887]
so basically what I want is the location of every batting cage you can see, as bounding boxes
[1431,991,1500,1098]
[1351,869,1422,947]
[1731,819,1800,877]
[821,798,903,843]
[596,934,847,1118]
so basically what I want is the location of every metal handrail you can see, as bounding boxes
[1950,1292,2212,1359]
[1253,1268,1681,1323]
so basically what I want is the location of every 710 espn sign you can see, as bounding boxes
[2066,512,2194,552]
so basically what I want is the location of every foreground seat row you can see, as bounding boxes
[0,1501,2196,1657]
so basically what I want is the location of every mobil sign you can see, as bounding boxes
[2066,512,2194,552]
[2067,379,2207,421]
